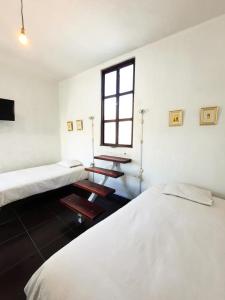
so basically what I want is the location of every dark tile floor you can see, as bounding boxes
[0,186,129,300]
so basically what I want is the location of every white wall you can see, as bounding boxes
[0,65,60,172]
[59,15,225,199]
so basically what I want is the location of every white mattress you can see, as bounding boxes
[0,164,88,207]
[25,185,225,300]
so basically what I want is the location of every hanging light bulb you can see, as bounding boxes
[19,0,29,45]
[19,27,28,45]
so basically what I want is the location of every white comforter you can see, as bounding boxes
[25,186,225,300]
[0,164,88,207]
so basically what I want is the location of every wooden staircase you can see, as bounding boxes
[94,155,131,164]
[60,194,104,220]
[85,167,124,178]
[73,180,115,198]
[60,155,131,222]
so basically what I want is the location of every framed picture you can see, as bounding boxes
[67,121,73,131]
[169,110,183,127]
[76,120,83,131]
[200,106,219,125]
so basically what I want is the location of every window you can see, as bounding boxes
[101,58,135,147]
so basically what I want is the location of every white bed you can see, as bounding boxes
[25,185,225,300]
[0,164,88,207]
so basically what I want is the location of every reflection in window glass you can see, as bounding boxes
[119,94,133,119]
[104,122,116,144]
[104,97,116,120]
[119,65,133,93]
[118,121,132,145]
[105,71,116,96]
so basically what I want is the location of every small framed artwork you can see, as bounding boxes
[200,106,219,125]
[169,110,183,127]
[67,121,73,131]
[76,120,83,131]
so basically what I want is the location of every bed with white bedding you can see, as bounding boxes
[25,184,225,300]
[0,163,88,207]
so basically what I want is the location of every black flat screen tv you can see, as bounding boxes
[0,98,15,121]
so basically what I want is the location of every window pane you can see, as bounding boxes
[104,122,116,144]
[105,71,116,96]
[118,121,132,145]
[119,65,133,93]
[104,97,116,120]
[119,94,133,119]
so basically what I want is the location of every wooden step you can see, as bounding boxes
[60,194,104,220]
[73,180,115,197]
[94,155,131,164]
[85,167,124,178]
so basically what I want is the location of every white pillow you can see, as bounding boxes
[57,160,82,168]
[162,183,213,206]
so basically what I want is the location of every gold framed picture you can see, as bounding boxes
[76,120,83,131]
[67,121,73,131]
[200,106,219,125]
[169,110,183,127]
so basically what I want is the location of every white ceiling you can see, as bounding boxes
[0,0,225,81]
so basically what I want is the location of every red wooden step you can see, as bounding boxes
[60,194,104,220]
[85,167,124,178]
[73,180,115,197]
[94,155,131,164]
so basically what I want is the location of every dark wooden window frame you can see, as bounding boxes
[101,58,135,148]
